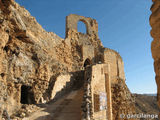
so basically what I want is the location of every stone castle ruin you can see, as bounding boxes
[0,0,136,120]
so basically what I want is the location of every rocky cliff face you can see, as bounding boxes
[0,0,68,115]
[0,0,136,119]
[150,0,160,118]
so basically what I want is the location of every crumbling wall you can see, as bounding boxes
[150,0,160,118]
[50,74,71,99]
[0,0,136,119]
[104,48,125,84]
[0,1,106,117]
[82,45,94,64]
[66,14,99,38]
[65,14,104,71]
[111,79,136,120]
[103,49,136,120]
[91,64,110,120]
[82,64,112,120]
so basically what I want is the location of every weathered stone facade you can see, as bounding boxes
[150,0,160,118]
[82,64,112,120]
[0,0,136,119]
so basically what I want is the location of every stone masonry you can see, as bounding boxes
[0,0,136,119]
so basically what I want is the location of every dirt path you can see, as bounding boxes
[23,89,83,120]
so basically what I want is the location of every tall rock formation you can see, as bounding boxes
[150,0,160,118]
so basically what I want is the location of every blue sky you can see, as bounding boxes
[15,0,156,94]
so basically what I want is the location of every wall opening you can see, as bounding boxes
[84,58,91,67]
[21,85,34,104]
[77,20,87,34]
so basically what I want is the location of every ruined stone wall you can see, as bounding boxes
[0,1,105,117]
[90,64,110,120]
[82,64,112,120]
[103,48,136,120]
[150,0,160,117]
[104,48,125,84]
[66,14,99,38]
[65,14,104,71]
[0,0,136,119]
[91,64,108,120]
[82,45,95,64]
[50,74,71,100]
[111,79,136,120]
[81,66,92,120]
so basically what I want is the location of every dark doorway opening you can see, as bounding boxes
[21,85,34,104]
[84,58,91,68]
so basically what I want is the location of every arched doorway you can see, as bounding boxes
[84,58,91,68]
[77,20,87,34]
[77,19,88,34]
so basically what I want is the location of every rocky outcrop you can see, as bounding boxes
[150,0,160,118]
[0,0,136,119]
[0,0,67,117]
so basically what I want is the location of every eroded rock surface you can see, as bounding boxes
[0,0,136,119]
[150,0,160,118]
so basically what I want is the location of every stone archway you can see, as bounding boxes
[77,19,89,34]
[84,58,91,68]
[65,14,99,38]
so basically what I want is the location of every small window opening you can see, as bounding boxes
[77,20,87,34]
